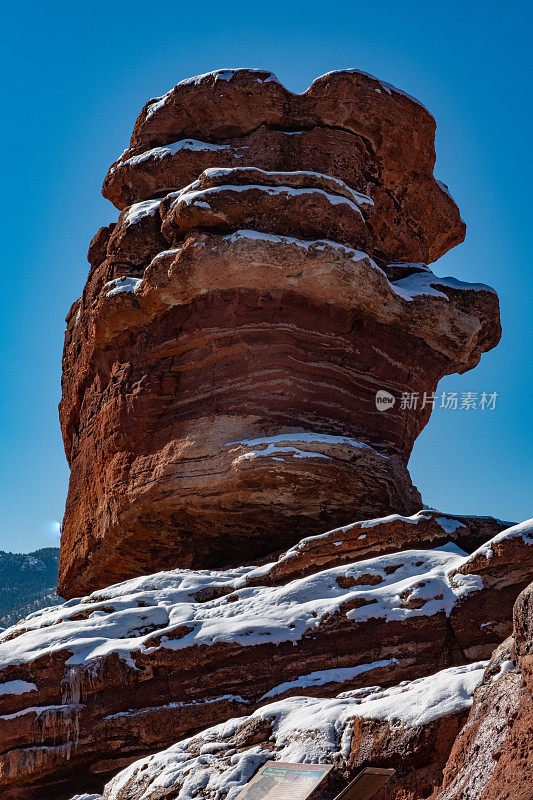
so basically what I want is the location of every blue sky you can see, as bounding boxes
[0,0,531,553]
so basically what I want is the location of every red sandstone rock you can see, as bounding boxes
[103,69,464,265]
[448,520,533,660]
[435,578,533,800]
[8,65,524,800]
[102,124,454,267]
[1,522,531,799]
[260,509,511,586]
[105,200,167,272]
[159,175,372,253]
[58,222,500,596]
[56,69,502,597]
[72,661,488,800]
[58,68,503,598]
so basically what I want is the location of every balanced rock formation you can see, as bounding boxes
[2,67,523,800]
[58,69,501,598]
[0,518,531,800]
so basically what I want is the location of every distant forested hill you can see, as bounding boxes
[0,548,62,629]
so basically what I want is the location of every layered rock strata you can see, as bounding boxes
[67,577,533,800]
[1,518,531,800]
[58,69,501,597]
[79,661,489,800]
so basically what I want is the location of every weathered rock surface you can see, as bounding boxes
[260,509,510,586]
[58,71,501,596]
[59,216,501,596]
[435,579,533,800]
[86,662,488,800]
[1,520,531,799]
[103,69,465,266]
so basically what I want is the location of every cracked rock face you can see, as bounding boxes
[58,67,501,598]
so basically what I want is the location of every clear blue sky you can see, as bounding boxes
[0,0,531,553]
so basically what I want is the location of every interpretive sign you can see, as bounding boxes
[233,761,333,800]
[234,762,395,800]
[333,767,396,800]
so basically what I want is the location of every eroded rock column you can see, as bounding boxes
[58,69,501,597]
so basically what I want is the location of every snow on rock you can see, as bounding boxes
[316,68,431,112]
[0,680,37,696]
[198,167,374,211]
[359,511,430,530]
[259,660,399,699]
[122,198,161,227]
[122,139,237,167]
[173,182,366,219]
[3,519,528,674]
[338,661,487,727]
[176,68,278,89]
[225,434,380,466]
[467,518,533,561]
[100,663,486,800]
[145,69,279,119]
[392,271,497,301]
[225,433,375,451]
[266,508,506,588]
[435,517,467,535]
[105,277,142,297]
[221,229,372,256]
[446,521,533,662]
[70,795,105,800]
[0,545,480,672]
[232,445,331,464]
[1,520,528,799]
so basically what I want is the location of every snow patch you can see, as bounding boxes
[70,795,105,800]
[123,198,161,227]
[260,659,399,699]
[233,445,331,464]
[123,139,235,167]
[392,272,497,301]
[336,661,487,726]
[176,183,365,219]
[198,167,373,210]
[177,69,278,88]
[105,277,142,297]
[494,660,515,680]
[0,679,37,696]
[221,229,373,260]
[435,517,467,535]
[104,695,247,720]
[226,433,375,451]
